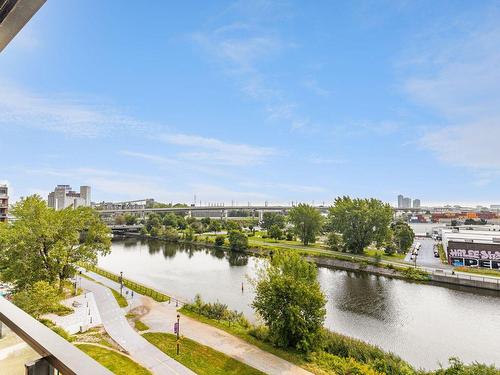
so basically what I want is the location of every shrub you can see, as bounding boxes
[248,325,269,342]
[326,232,344,252]
[215,235,226,247]
[401,267,430,281]
[321,330,414,375]
[228,230,248,251]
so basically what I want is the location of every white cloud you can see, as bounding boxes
[120,151,177,165]
[159,133,275,166]
[0,81,147,137]
[402,17,500,175]
[190,7,312,130]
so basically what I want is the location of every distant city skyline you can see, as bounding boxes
[1,1,500,206]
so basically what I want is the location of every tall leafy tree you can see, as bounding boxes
[328,197,393,254]
[252,251,326,352]
[261,212,285,230]
[228,230,248,251]
[391,221,415,253]
[0,195,111,290]
[288,204,323,245]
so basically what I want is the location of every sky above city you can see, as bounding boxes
[1,0,499,206]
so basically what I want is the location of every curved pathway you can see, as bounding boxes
[83,269,312,375]
[80,277,194,375]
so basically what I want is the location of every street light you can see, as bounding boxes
[119,271,124,296]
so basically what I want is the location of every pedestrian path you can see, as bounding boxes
[83,269,312,375]
[79,276,195,375]
[43,292,101,334]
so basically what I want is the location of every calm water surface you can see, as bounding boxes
[98,239,500,370]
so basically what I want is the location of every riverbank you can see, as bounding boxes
[122,234,500,291]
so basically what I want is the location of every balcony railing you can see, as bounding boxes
[0,296,112,374]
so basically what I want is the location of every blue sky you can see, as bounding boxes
[1,0,499,206]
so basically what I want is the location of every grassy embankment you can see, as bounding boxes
[143,332,265,375]
[171,231,429,282]
[76,343,152,375]
[82,264,170,302]
[179,301,500,375]
[178,305,411,375]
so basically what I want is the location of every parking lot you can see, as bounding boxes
[404,237,448,269]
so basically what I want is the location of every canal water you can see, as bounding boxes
[98,238,500,370]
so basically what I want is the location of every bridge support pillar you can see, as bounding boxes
[187,210,192,218]
[258,210,264,222]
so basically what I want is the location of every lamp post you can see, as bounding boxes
[176,314,180,355]
[119,271,123,296]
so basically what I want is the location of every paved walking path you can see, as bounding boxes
[44,292,102,334]
[79,277,194,375]
[83,269,312,375]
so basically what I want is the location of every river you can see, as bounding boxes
[98,238,500,370]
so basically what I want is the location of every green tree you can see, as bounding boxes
[162,227,179,242]
[228,230,248,251]
[252,251,326,352]
[0,196,111,290]
[163,213,178,228]
[288,204,323,245]
[225,220,242,231]
[12,281,62,318]
[261,212,285,230]
[124,213,137,225]
[208,220,222,233]
[327,197,393,254]
[145,213,161,232]
[115,215,126,225]
[326,232,344,252]
[268,224,283,241]
[176,215,187,230]
[391,221,415,253]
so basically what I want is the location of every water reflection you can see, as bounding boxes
[99,238,500,369]
[333,272,395,321]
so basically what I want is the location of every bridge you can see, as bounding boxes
[97,204,428,221]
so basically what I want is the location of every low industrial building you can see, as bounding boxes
[441,228,500,270]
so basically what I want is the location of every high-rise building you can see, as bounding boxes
[413,199,421,208]
[403,197,411,209]
[48,185,91,210]
[398,195,404,208]
[0,184,8,222]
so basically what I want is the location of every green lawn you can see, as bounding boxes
[142,332,265,375]
[76,343,151,375]
[134,319,149,331]
[110,288,128,308]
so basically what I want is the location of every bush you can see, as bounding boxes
[401,267,430,281]
[326,232,344,252]
[248,325,269,342]
[215,235,226,247]
[184,294,246,324]
[162,227,179,242]
[12,281,66,319]
[321,330,414,375]
[228,230,248,251]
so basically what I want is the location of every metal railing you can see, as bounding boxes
[0,296,112,374]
